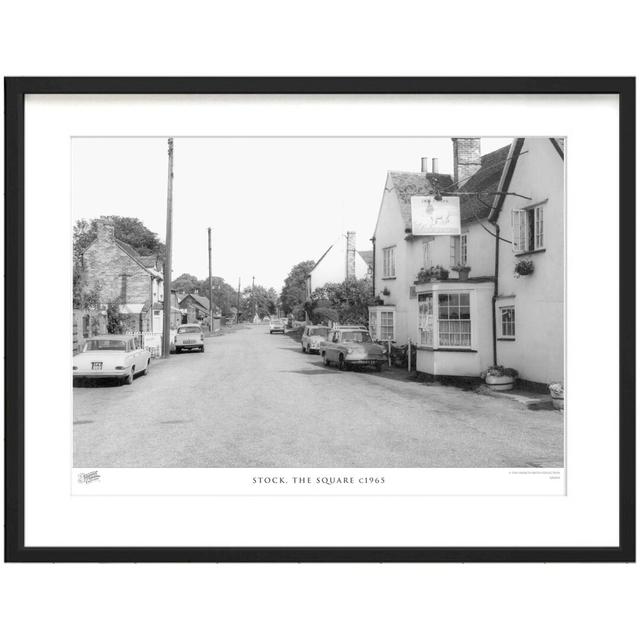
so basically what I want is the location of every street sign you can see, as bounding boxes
[410,195,461,236]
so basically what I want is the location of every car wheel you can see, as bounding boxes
[301,344,306,353]
[270,331,273,334]
[176,347,181,354]
[201,345,205,353]
[124,367,134,385]
[142,359,150,375]
[322,352,330,367]
[338,354,346,371]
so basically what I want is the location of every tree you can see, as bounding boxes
[280,260,315,317]
[308,278,375,326]
[171,273,200,293]
[73,216,166,263]
[238,284,279,319]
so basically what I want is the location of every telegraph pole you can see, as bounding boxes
[252,275,256,320]
[208,227,213,332]
[237,278,241,323]
[162,137,174,359]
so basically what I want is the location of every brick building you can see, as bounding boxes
[80,219,164,333]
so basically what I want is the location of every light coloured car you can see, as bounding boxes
[73,335,150,385]
[321,326,386,371]
[269,318,287,334]
[175,323,205,353]
[301,325,330,353]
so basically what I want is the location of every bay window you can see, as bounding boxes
[417,291,473,349]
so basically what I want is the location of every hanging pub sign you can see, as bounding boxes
[410,195,461,236]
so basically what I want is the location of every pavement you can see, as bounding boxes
[73,323,564,468]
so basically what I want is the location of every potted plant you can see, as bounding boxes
[480,365,518,391]
[381,287,391,296]
[451,263,471,281]
[548,382,564,410]
[514,259,534,277]
[416,265,449,283]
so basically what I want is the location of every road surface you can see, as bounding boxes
[74,324,564,467]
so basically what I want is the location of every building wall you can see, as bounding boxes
[373,175,411,342]
[494,138,564,385]
[83,231,154,306]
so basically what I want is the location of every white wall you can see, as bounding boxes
[309,236,370,291]
[495,138,565,385]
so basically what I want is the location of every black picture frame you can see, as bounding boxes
[4,77,635,563]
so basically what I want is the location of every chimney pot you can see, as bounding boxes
[432,158,439,173]
[421,157,430,172]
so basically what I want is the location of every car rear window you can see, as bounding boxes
[178,326,201,333]
[309,328,328,337]
[84,339,127,351]
[341,331,371,343]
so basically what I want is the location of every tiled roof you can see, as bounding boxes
[388,144,512,228]
[458,144,511,222]
[388,172,455,232]
[358,250,373,268]
[115,240,162,277]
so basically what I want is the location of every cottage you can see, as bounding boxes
[80,219,165,334]
[178,291,222,331]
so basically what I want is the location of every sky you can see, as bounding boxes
[72,136,512,291]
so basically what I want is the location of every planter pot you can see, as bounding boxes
[485,374,515,391]
[551,397,564,410]
[456,269,471,281]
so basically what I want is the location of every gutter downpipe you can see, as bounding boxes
[370,236,376,298]
[490,222,500,367]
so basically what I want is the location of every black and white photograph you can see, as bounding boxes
[71,135,565,473]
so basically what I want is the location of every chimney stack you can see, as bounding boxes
[96,218,115,242]
[432,158,439,173]
[421,157,430,172]
[452,138,482,186]
[346,231,356,280]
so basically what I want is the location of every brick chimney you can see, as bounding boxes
[96,218,115,242]
[452,138,481,185]
[346,231,356,280]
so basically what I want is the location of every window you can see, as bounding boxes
[369,310,378,340]
[418,293,434,346]
[380,311,394,340]
[120,274,128,303]
[512,206,544,253]
[500,306,515,338]
[382,246,396,278]
[417,292,473,348]
[438,293,471,347]
[450,234,468,266]
[369,307,395,342]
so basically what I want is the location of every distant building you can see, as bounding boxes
[306,231,371,298]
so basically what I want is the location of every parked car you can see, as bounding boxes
[175,323,205,353]
[73,335,150,385]
[321,326,386,371]
[301,325,330,353]
[269,319,287,334]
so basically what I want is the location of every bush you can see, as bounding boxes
[312,307,339,325]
